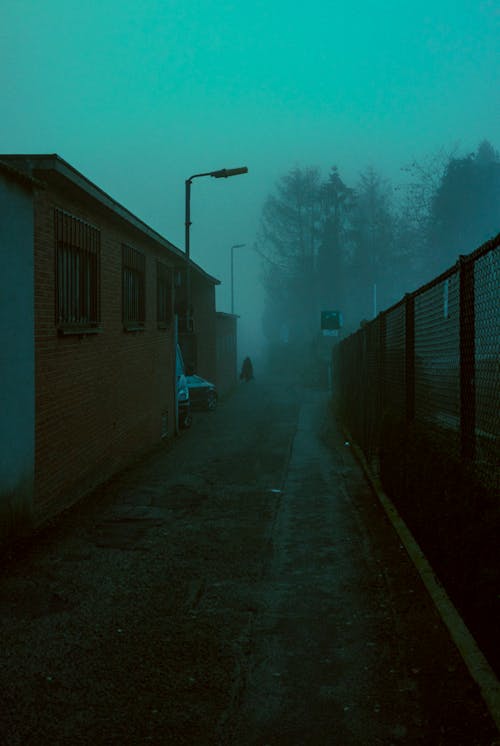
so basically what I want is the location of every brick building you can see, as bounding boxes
[176,267,219,385]
[0,154,219,543]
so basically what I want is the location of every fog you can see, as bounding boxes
[2,0,498,361]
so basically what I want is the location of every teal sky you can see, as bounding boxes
[1,0,498,352]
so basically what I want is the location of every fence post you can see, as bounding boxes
[459,255,476,460]
[405,293,415,425]
[379,312,386,415]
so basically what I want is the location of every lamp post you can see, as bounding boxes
[230,244,246,314]
[184,166,248,326]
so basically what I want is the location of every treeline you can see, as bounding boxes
[256,140,500,342]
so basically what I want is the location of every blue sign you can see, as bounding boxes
[321,310,343,330]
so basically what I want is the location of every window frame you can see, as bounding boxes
[157,261,172,329]
[122,244,146,331]
[54,208,101,335]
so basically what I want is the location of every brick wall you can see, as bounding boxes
[33,178,177,524]
[191,272,217,384]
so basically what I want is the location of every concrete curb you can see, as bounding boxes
[346,434,500,735]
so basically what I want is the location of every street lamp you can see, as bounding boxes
[230,244,246,314]
[184,166,248,326]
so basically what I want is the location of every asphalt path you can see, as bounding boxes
[0,374,498,745]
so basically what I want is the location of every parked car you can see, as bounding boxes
[186,374,218,411]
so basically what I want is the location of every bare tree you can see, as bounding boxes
[316,167,355,313]
[395,147,457,282]
[348,167,395,323]
[258,166,323,344]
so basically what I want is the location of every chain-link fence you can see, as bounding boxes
[334,233,500,491]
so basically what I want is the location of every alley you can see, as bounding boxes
[0,374,498,745]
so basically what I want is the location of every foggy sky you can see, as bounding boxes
[1,0,499,357]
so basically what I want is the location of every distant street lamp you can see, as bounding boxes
[230,243,246,314]
[184,167,248,325]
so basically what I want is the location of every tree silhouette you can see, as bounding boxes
[429,140,500,271]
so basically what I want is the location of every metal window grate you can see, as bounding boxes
[54,209,101,327]
[157,262,172,325]
[122,244,146,326]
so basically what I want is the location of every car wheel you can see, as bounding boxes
[179,411,192,428]
[207,392,217,411]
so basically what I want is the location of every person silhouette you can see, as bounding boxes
[240,356,254,382]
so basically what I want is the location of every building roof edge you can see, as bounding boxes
[0,159,44,189]
[0,153,220,285]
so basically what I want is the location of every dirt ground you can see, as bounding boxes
[0,374,498,745]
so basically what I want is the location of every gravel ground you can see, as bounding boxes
[0,376,298,745]
[1,374,498,745]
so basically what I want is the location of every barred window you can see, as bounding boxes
[157,262,172,327]
[55,209,101,329]
[122,244,145,329]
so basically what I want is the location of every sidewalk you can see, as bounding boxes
[224,388,499,745]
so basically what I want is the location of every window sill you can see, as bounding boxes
[123,324,146,333]
[58,325,102,337]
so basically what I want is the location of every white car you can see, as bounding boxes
[176,345,192,429]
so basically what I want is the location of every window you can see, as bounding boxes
[157,262,172,327]
[122,244,146,329]
[55,209,101,331]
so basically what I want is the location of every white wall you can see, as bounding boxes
[0,170,35,539]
